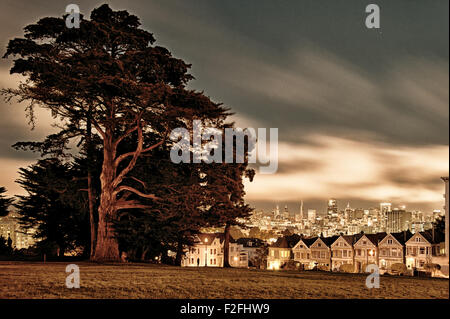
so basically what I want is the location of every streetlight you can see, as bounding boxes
[233,256,238,266]
[367,249,374,267]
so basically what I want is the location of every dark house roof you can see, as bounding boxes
[298,237,318,248]
[271,234,301,248]
[320,235,340,247]
[364,232,387,245]
[196,233,235,245]
[389,230,414,245]
[341,234,358,245]
[236,237,265,248]
[421,229,445,244]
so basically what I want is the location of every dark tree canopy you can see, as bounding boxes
[0,187,13,217]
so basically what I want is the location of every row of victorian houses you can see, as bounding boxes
[180,229,447,277]
[267,229,448,276]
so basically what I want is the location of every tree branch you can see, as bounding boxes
[91,118,106,140]
[113,127,168,168]
[128,176,148,189]
[114,199,154,211]
[113,185,159,200]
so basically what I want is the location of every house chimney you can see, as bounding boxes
[403,230,406,242]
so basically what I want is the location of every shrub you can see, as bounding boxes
[424,263,441,272]
[390,263,407,275]
[339,263,354,273]
[317,264,330,271]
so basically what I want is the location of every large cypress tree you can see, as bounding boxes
[2,4,228,261]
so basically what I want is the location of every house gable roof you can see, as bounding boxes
[354,233,386,247]
[321,235,340,247]
[405,232,430,245]
[379,233,403,247]
[311,236,337,248]
[380,230,413,246]
[331,235,355,248]
[236,237,265,248]
[293,237,317,249]
[271,237,289,248]
[195,233,235,245]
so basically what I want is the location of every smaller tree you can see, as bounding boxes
[14,158,91,257]
[424,263,441,276]
[253,246,268,269]
[390,263,407,275]
[339,263,355,273]
[0,187,13,217]
[0,236,12,255]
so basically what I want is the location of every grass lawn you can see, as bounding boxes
[0,261,448,299]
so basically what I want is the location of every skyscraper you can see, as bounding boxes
[386,208,411,233]
[307,209,316,222]
[380,202,392,230]
[295,200,304,222]
[327,198,338,216]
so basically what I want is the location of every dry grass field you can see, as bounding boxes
[0,261,448,299]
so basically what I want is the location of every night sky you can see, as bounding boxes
[0,0,448,214]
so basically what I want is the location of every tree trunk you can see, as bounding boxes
[87,171,96,258]
[140,247,149,262]
[86,107,97,259]
[92,136,120,262]
[223,223,231,268]
[175,235,184,266]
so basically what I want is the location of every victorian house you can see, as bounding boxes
[330,234,357,271]
[292,237,317,270]
[267,236,299,270]
[182,233,248,268]
[309,235,339,271]
[353,233,386,272]
[378,231,412,271]
[405,229,444,271]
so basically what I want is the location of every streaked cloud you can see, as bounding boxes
[245,135,448,205]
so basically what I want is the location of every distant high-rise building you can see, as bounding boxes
[327,198,338,216]
[283,205,289,219]
[307,209,316,222]
[295,200,304,222]
[380,202,392,230]
[380,202,392,214]
[344,202,352,220]
[274,205,280,219]
[386,208,411,233]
